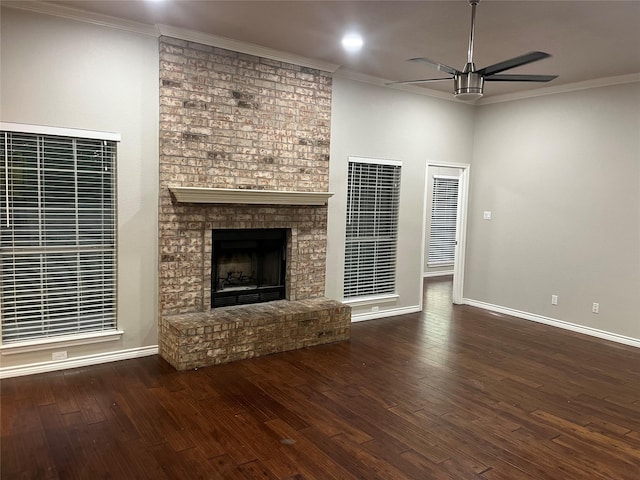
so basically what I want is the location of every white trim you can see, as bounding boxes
[336,68,640,106]
[419,169,428,311]
[0,122,121,142]
[1,0,159,37]
[351,305,421,323]
[348,156,402,167]
[477,73,640,105]
[169,186,334,206]
[424,162,471,170]
[0,330,125,355]
[433,175,460,181]
[422,163,470,306]
[0,345,159,379]
[342,293,400,307]
[423,270,454,278]
[452,166,470,305]
[157,24,340,73]
[462,299,640,350]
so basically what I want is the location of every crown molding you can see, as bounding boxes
[157,24,340,73]
[477,73,640,105]
[169,186,334,206]
[1,0,159,36]
[337,68,640,106]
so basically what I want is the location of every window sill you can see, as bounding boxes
[0,330,125,355]
[342,294,399,307]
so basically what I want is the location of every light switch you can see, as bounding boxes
[483,211,492,220]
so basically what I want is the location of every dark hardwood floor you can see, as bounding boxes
[2,276,639,479]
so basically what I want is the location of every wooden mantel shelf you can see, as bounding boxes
[169,186,334,206]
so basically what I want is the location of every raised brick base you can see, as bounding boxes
[160,298,351,370]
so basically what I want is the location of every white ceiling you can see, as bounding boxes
[43,0,640,99]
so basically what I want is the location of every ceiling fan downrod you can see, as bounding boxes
[467,0,479,67]
[457,0,483,100]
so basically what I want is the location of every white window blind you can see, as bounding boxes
[344,158,401,299]
[0,130,117,344]
[427,175,459,267]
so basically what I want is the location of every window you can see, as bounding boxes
[427,175,459,267]
[344,157,401,299]
[0,127,118,344]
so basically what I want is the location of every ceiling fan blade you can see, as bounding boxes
[478,51,551,76]
[484,74,558,82]
[409,57,460,76]
[387,78,453,86]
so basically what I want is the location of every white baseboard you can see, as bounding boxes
[351,305,421,323]
[463,299,640,349]
[0,345,159,379]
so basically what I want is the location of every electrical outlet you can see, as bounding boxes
[592,303,599,314]
[483,211,492,220]
[551,295,558,305]
[371,306,379,312]
[52,350,67,361]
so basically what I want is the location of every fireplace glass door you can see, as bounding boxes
[211,229,286,308]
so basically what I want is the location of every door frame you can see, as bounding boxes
[420,162,471,305]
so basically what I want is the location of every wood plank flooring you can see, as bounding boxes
[2,276,639,479]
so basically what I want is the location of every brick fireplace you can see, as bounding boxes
[157,37,350,370]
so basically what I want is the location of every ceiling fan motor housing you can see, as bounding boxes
[455,72,484,100]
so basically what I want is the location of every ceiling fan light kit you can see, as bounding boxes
[393,0,557,101]
[455,71,484,101]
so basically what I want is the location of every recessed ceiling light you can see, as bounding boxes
[341,33,363,53]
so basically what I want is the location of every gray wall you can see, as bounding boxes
[466,83,640,340]
[328,76,639,342]
[327,77,475,319]
[0,7,159,369]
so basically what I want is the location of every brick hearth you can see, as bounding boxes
[161,299,350,371]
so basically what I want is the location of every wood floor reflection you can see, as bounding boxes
[2,276,639,479]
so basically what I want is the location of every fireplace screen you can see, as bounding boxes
[211,229,287,308]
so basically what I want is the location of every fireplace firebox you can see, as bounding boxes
[211,229,287,308]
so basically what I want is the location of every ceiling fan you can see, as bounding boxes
[392,0,557,100]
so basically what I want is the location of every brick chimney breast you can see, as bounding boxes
[158,36,348,369]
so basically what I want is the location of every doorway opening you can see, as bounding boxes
[421,162,470,306]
